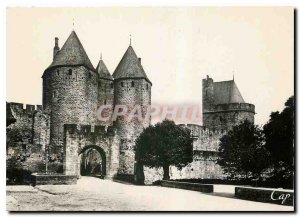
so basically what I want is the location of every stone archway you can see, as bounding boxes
[79,145,106,177]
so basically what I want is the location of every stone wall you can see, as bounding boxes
[63,124,120,178]
[7,103,35,144]
[144,160,225,185]
[7,102,50,173]
[143,124,226,184]
[114,78,151,175]
[31,174,77,185]
[203,103,255,130]
[235,187,294,206]
[42,66,98,156]
[7,103,50,152]
[159,180,214,193]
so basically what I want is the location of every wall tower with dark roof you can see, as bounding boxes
[202,75,255,130]
[113,45,152,178]
[42,31,98,156]
[96,56,114,126]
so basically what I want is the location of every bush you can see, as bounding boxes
[6,157,32,185]
[48,162,63,174]
[7,168,32,185]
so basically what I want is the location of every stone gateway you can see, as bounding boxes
[7,30,255,184]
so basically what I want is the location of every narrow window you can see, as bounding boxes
[53,91,56,98]
[68,69,72,75]
[110,83,113,88]
[56,70,60,76]
[121,82,124,87]
[104,100,107,105]
[131,81,135,87]
[89,72,91,78]
[146,84,149,90]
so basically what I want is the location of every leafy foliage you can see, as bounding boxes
[263,96,294,185]
[217,120,271,180]
[6,127,32,148]
[135,119,193,180]
[6,157,32,185]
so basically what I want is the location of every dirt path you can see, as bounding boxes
[6,177,294,211]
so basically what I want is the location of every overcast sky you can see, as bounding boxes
[7,7,294,125]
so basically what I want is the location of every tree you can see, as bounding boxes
[135,120,193,180]
[217,120,271,181]
[263,96,294,185]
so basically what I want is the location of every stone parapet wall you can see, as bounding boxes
[31,174,77,185]
[235,187,294,206]
[205,103,255,114]
[159,180,213,193]
[203,109,255,131]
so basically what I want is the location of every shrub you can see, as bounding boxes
[6,157,32,185]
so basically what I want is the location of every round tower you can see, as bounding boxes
[113,44,152,179]
[42,31,98,159]
[95,55,114,126]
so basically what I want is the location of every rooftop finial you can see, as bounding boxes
[72,18,75,30]
[130,34,132,46]
[233,71,235,81]
[100,53,102,60]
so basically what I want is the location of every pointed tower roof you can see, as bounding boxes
[45,31,95,72]
[113,45,151,84]
[96,58,113,80]
[213,80,245,104]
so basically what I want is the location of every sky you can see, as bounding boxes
[6,7,294,126]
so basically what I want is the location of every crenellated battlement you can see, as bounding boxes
[64,124,116,136]
[180,124,227,138]
[7,102,43,113]
[205,102,255,113]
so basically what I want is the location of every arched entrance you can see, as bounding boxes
[79,145,106,178]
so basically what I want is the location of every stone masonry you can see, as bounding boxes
[7,30,255,184]
[202,75,255,130]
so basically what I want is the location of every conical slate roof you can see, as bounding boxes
[96,59,113,80]
[113,46,151,83]
[46,31,95,72]
[213,80,245,104]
